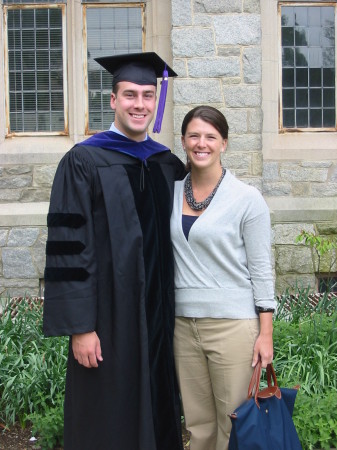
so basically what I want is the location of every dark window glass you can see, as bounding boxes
[296,109,308,127]
[309,68,322,87]
[323,89,335,107]
[309,89,322,107]
[283,68,294,87]
[283,109,295,127]
[283,89,295,108]
[323,109,335,127]
[296,89,308,107]
[310,109,322,127]
[296,68,308,87]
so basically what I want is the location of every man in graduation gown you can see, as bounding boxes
[43,52,185,450]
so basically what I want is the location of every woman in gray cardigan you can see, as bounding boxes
[171,106,276,450]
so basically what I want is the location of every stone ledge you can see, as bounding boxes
[0,203,49,226]
[266,197,337,223]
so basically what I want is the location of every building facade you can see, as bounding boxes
[0,0,336,297]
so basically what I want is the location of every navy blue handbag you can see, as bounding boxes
[228,362,302,450]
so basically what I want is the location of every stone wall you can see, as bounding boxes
[263,161,337,198]
[0,162,56,297]
[0,164,56,203]
[171,0,264,191]
[0,226,47,297]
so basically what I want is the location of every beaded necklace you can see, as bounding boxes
[184,167,226,211]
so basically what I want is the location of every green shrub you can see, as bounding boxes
[293,390,337,450]
[273,313,337,394]
[0,297,68,428]
[28,391,64,450]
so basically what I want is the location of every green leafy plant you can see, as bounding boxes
[295,230,337,290]
[0,297,68,428]
[293,390,337,450]
[28,392,64,450]
[273,313,337,394]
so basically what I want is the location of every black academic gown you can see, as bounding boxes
[43,134,186,450]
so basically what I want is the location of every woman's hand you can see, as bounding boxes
[252,312,273,368]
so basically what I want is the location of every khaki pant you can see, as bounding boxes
[174,317,259,450]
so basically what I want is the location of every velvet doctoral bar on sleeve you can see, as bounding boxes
[43,133,185,450]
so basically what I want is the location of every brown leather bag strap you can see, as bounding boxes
[247,361,282,408]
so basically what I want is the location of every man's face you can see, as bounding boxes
[110,81,157,142]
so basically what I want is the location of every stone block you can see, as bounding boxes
[228,134,261,151]
[33,165,57,187]
[275,245,313,275]
[174,79,222,104]
[0,229,8,246]
[172,28,215,57]
[173,106,191,134]
[173,59,188,77]
[213,14,261,46]
[262,182,291,196]
[263,162,279,181]
[0,278,40,297]
[7,227,40,247]
[0,175,32,189]
[273,223,315,245]
[31,228,47,277]
[5,166,32,175]
[194,0,242,13]
[2,248,37,278]
[0,189,22,202]
[20,188,51,202]
[172,0,193,26]
[291,182,310,197]
[280,164,329,182]
[316,222,337,235]
[225,152,251,174]
[247,108,262,133]
[217,46,241,57]
[330,164,337,181]
[243,47,262,83]
[244,0,260,13]
[301,161,332,168]
[223,109,248,134]
[252,152,263,176]
[223,85,261,107]
[193,14,213,26]
[311,183,337,197]
[188,57,240,78]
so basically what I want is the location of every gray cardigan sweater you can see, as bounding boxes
[170,170,276,319]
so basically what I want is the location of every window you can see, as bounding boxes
[84,4,144,132]
[4,3,67,134]
[280,3,336,131]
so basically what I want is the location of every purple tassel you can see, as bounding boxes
[153,68,169,133]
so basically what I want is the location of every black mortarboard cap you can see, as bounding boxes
[94,52,177,133]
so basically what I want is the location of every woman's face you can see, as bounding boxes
[182,118,227,171]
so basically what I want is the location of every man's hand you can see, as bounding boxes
[72,331,103,368]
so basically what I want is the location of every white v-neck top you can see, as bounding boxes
[170,170,276,319]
